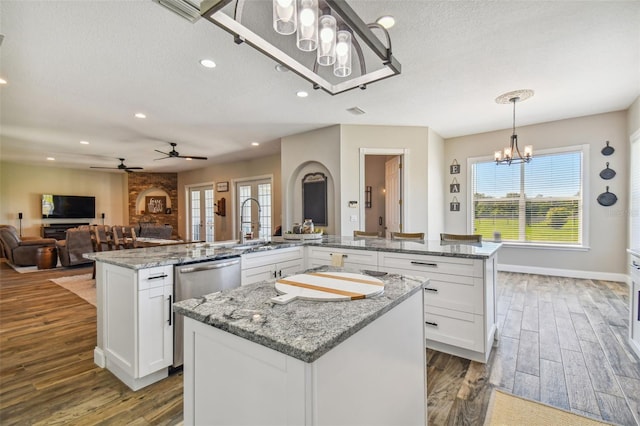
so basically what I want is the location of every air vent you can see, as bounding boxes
[153,0,201,23]
[346,106,366,115]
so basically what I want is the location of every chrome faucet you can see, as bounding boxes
[239,197,261,244]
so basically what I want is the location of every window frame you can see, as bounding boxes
[466,144,590,249]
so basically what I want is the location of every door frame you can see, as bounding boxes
[359,148,409,236]
[231,174,274,240]
[184,181,215,241]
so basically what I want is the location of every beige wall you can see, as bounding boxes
[444,111,629,278]
[0,161,127,236]
[627,95,640,136]
[178,154,282,241]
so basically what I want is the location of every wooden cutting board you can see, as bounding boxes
[271,272,384,304]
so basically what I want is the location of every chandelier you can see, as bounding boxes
[199,0,402,95]
[494,89,534,165]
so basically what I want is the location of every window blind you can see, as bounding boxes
[471,148,583,244]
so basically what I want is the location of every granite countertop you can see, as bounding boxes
[85,235,501,270]
[173,266,425,363]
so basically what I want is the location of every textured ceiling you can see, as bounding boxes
[0,0,638,173]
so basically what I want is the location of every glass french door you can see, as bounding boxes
[237,178,272,240]
[189,185,215,242]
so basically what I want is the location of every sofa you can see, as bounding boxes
[135,223,173,240]
[0,225,57,266]
[56,228,94,267]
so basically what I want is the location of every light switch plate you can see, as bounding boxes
[350,215,358,222]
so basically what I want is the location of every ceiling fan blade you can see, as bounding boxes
[177,155,208,160]
[154,156,171,161]
[125,167,144,170]
[90,166,118,169]
[154,149,170,156]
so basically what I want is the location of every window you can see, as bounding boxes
[237,178,272,240]
[470,146,585,245]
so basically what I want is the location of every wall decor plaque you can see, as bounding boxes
[450,177,460,193]
[450,159,460,174]
[450,196,460,212]
[146,196,166,214]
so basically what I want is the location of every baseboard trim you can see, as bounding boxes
[498,263,629,284]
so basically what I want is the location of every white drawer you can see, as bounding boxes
[379,252,482,278]
[138,265,173,290]
[424,305,484,352]
[306,246,378,268]
[423,275,484,315]
[242,247,304,269]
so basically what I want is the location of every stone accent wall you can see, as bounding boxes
[127,172,178,235]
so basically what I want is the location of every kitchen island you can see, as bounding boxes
[174,266,427,426]
[87,236,500,391]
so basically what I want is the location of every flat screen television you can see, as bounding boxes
[42,194,96,219]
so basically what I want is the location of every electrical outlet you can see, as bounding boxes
[350,215,358,222]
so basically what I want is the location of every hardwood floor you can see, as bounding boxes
[1,261,639,425]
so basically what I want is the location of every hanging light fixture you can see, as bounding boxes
[199,0,402,95]
[494,89,534,165]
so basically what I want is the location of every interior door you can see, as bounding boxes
[385,156,402,238]
[189,185,215,242]
[236,178,272,240]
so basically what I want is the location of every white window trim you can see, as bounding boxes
[466,144,590,248]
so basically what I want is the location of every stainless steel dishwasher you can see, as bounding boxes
[173,256,241,367]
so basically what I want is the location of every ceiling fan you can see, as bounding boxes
[155,142,208,160]
[90,158,143,172]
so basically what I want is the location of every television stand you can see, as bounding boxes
[41,223,90,240]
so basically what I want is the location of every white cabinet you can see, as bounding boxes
[182,289,426,426]
[241,247,304,285]
[630,254,640,358]
[378,251,497,363]
[306,246,378,271]
[95,263,173,390]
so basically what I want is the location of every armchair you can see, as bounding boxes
[0,225,56,266]
[56,228,94,267]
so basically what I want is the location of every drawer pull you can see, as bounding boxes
[330,253,348,258]
[633,261,640,270]
[411,261,437,267]
[424,287,438,293]
[425,321,439,327]
[148,274,168,280]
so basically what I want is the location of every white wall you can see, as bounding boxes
[427,128,445,240]
[281,125,341,235]
[628,95,640,136]
[340,125,438,237]
[178,154,281,241]
[444,111,629,278]
[0,161,126,236]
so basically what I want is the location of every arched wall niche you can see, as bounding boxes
[286,161,336,235]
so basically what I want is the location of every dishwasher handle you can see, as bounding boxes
[178,259,240,274]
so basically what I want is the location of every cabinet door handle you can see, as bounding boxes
[148,274,168,280]
[411,261,437,267]
[424,287,438,293]
[637,290,640,322]
[168,295,172,326]
[273,271,277,278]
[633,261,640,270]
[278,270,282,277]
[425,321,438,327]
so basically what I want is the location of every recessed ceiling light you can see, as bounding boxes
[251,142,260,146]
[0,78,7,85]
[200,59,216,68]
[46,157,55,161]
[134,112,147,119]
[296,91,309,98]
[275,64,289,73]
[376,15,395,29]
[80,140,90,145]
[185,157,193,161]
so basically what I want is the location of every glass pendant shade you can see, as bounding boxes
[273,0,297,35]
[334,30,352,77]
[296,0,318,52]
[317,14,337,66]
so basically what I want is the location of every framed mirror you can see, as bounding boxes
[302,172,328,226]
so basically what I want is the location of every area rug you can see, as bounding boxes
[484,389,610,426]
[7,260,63,273]
[49,274,96,307]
